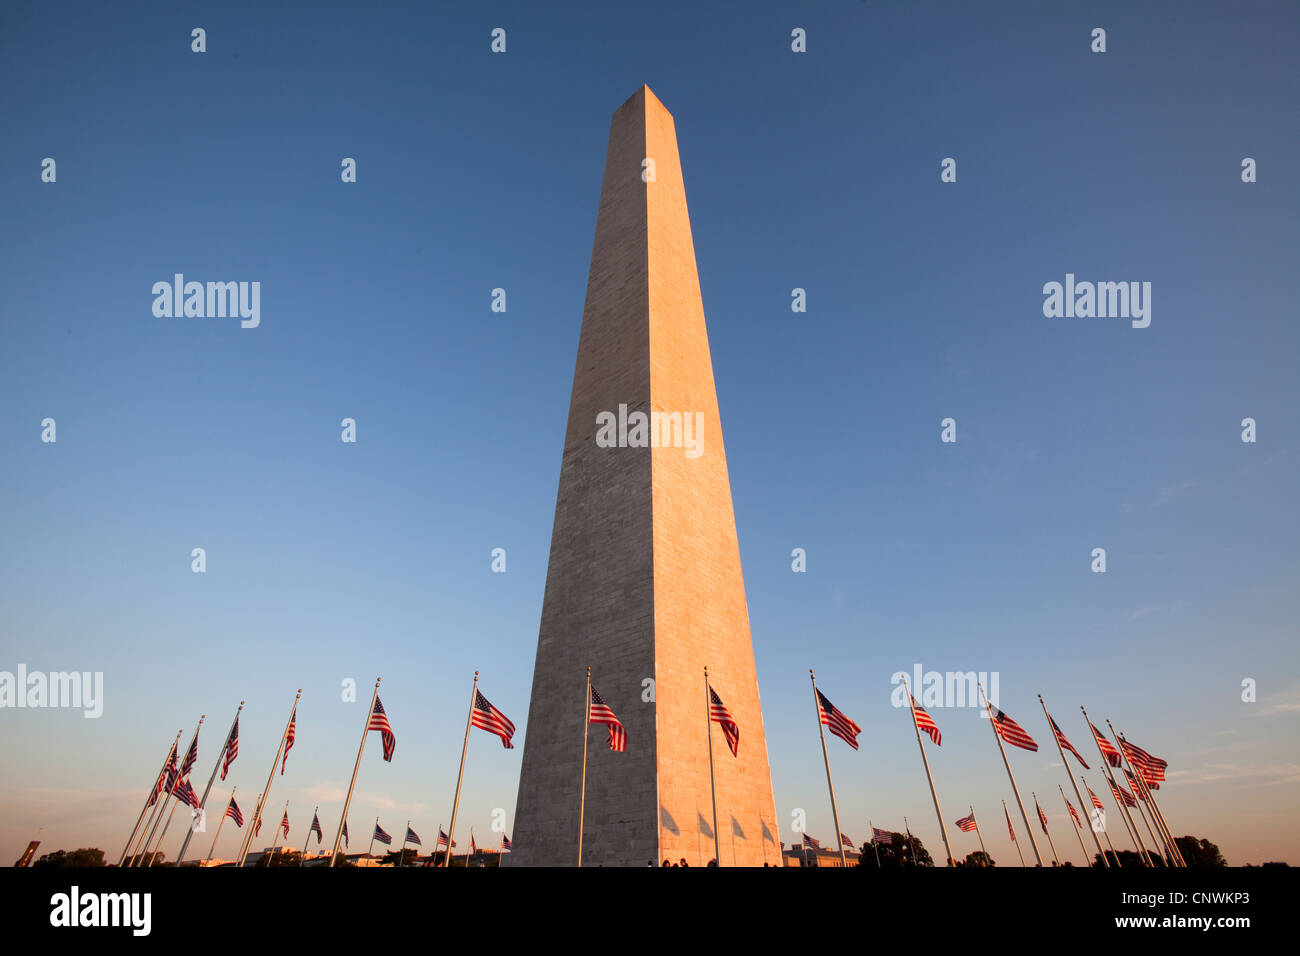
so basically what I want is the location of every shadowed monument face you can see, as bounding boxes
[510,86,779,867]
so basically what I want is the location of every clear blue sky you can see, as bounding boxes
[1,0,1297,866]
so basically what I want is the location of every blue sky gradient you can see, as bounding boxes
[1,1,1297,865]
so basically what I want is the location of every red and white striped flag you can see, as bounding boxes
[910,694,941,746]
[280,811,290,839]
[1065,797,1082,828]
[1035,797,1050,834]
[1004,805,1016,842]
[225,797,243,827]
[180,735,198,777]
[1085,782,1104,810]
[1089,722,1122,768]
[708,685,740,757]
[802,833,821,851]
[956,812,978,832]
[1049,715,1089,769]
[310,811,323,844]
[589,686,627,752]
[368,696,396,761]
[1120,737,1167,786]
[221,717,239,781]
[839,833,856,849]
[472,690,516,749]
[872,827,894,845]
[281,710,296,774]
[1108,776,1137,808]
[816,689,862,750]
[989,704,1038,751]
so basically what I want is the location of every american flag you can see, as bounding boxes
[501,835,512,852]
[816,689,862,750]
[368,696,396,761]
[1124,769,1151,802]
[802,833,821,851]
[1035,798,1049,834]
[872,827,894,845]
[1120,737,1167,786]
[1065,797,1082,828]
[589,686,627,752]
[373,823,392,846]
[225,798,243,827]
[180,735,198,777]
[1049,715,1089,769]
[956,812,978,832]
[280,811,290,839]
[1109,777,1137,808]
[708,685,740,757]
[405,825,421,847]
[470,832,477,855]
[179,778,199,809]
[1089,722,1122,767]
[221,717,238,781]
[840,833,856,849]
[1085,782,1104,810]
[255,811,263,838]
[989,704,1038,751]
[1004,805,1016,842]
[437,829,456,849]
[910,694,942,746]
[150,754,177,807]
[281,709,296,775]
[472,690,516,749]
[342,820,349,848]
[311,812,323,844]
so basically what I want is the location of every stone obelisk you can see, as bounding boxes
[511,86,779,867]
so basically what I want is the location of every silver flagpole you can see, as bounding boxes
[1032,792,1061,866]
[1004,800,1026,867]
[578,666,591,867]
[148,788,187,867]
[1099,770,1145,863]
[902,675,954,866]
[398,818,409,867]
[328,678,379,867]
[119,731,181,865]
[1038,694,1108,867]
[971,807,988,864]
[1096,787,1121,865]
[300,806,317,866]
[1060,784,1090,866]
[139,715,204,866]
[444,672,479,867]
[179,700,243,865]
[868,820,881,866]
[1108,719,1171,866]
[238,690,300,867]
[1081,706,1151,866]
[206,788,234,863]
[809,670,848,867]
[903,817,918,866]
[367,817,377,867]
[979,684,1042,865]
[704,666,720,867]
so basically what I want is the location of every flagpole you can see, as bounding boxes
[466,827,474,868]
[436,823,443,865]
[868,820,881,867]
[118,731,181,866]
[1059,785,1089,865]
[268,799,288,863]
[1038,695,1108,867]
[1033,793,1061,866]
[903,675,954,866]
[809,670,848,867]
[301,806,317,866]
[148,787,187,867]
[444,672,478,867]
[1113,723,1179,865]
[703,666,721,868]
[367,817,377,867]
[971,807,988,864]
[1096,788,1121,865]
[398,818,409,867]
[1108,719,1171,866]
[1081,705,1151,866]
[904,817,918,866]
[206,788,234,863]
[179,700,243,865]
[126,791,165,867]
[1099,769,1145,863]
[578,666,591,867]
[139,714,204,867]
[328,678,378,867]
[238,689,301,867]
[1004,800,1026,867]
[1118,731,1185,866]
[980,683,1042,866]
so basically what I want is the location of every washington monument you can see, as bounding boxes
[511,86,779,866]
